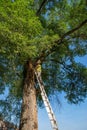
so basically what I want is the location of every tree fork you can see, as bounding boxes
[19,61,38,130]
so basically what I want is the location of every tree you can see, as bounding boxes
[0,0,87,130]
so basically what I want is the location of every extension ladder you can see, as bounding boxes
[35,72,58,130]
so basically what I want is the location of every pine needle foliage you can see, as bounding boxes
[0,0,87,123]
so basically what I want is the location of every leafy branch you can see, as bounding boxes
[58,19,87,41]
[38,19,87,62]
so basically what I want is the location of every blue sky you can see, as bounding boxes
[38,96,87,130]
[38,55,87,130]
[0,56,87,130]
[38,98,87,130]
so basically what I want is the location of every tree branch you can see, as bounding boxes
[56,19,87,43]
[37,19,87,63]
[36,0,48,15]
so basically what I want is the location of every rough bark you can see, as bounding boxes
[0,119,18,130]
[19,61,38,130]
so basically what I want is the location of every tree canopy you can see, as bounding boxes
[0,0,87,124]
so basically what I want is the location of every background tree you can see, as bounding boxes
[0,0,87,130]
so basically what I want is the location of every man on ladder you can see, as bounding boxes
[35,59,59,130]
[35,60,42,81]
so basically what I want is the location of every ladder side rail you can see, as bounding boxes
[39,84,58,122]
[39,84,58,129]
[35,72,58,130]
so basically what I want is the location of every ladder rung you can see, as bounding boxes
[35,72,58,130]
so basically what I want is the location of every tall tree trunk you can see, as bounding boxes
[19,61,38,130]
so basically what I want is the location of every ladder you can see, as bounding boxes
[35,72,58,130]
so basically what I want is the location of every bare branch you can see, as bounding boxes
[36,0,48,15]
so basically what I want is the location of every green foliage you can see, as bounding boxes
[0,0,43,61]
[0,0,87,123]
